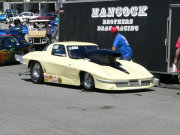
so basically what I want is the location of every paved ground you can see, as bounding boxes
[0,64,180,135]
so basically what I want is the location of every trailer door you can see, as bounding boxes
[167,4,180,72]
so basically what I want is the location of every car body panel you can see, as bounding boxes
[0,14,6,22]
[13,12,39,22]
[0,35,32,65]
[5,9,18,22]
[23,41,154,90]
[0,26,28,41]
[34,13,56,20]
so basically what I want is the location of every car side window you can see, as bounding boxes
[52,44,66,57]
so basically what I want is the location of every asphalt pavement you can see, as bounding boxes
[0,64,180,135]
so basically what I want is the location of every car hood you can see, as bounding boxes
[76,59,153,80]
[98,61,153,80]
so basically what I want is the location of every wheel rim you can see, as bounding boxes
[84,73,93,88]
[32,63,41,79]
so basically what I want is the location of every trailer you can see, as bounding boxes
[59,0,180,82]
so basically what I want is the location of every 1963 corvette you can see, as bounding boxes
[22,41,154,90]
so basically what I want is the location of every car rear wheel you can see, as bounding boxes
[83,73,95,91]
[30,62,44,84]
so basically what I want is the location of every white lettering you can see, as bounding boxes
[102,19,107,25]
[91,8,100,18]
[116,7,123,17]
[91,6,148,18]
[107,7,116,17]
[99,7,106,17]
[138,6,148,16]
[102,19,134,25]
[131,6,138,17]
[113,19,118,24]
[129,19,133,24]
[123,7,130,17]
[97,25,139,32]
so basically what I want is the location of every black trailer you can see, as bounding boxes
[0,2,3,12]
[59,0,180,81]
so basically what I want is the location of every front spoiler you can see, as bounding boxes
[95,78,154,90]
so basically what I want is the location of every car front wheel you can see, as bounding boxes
[30,62,44,84]
[83,73,95,91]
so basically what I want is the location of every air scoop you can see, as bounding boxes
[86,49,129,74]
[86,49,121,65]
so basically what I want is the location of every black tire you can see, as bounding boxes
[30,62,44,84]
[83,73,95,91]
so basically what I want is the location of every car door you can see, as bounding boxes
[0,37,17,64]
[44,44,68,78]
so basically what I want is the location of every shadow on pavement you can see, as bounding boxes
[94,88,155,94]
[0,62,20,67]
[20,77,155,94]
[158,74,180,90]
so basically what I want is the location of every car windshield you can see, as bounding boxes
[67,46,98,59]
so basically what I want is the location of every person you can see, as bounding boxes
[14,19,21,26]
[174,36,180,72]
[28,22,37,31]
[45,22,52,43]
[111,26,133,61]
[9,19,21,28]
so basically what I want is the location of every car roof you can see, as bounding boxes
[52,41,98,46]
[46,41,98,54]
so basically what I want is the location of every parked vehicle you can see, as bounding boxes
[22,41,153,91]
[5,9,18,23]
[0,25,28,41]
[13,12,39,23]
[0,35,32,65]
[26,19,51,50]
[34,13,56,20]
[0,12,6,23]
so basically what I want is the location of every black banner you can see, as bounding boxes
[59,0,170,72]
